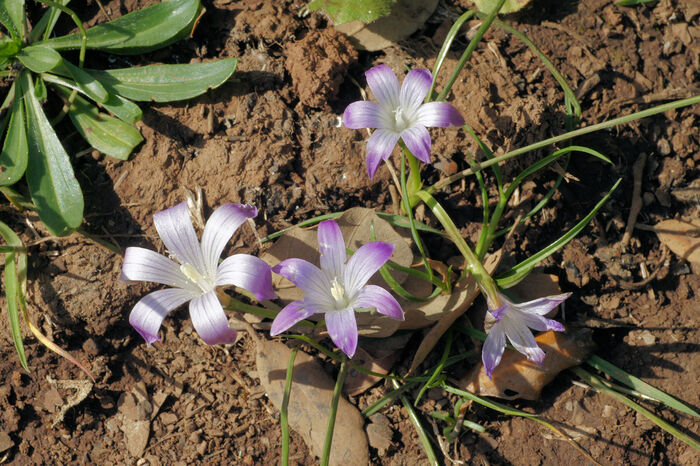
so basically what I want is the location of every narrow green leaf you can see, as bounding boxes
[29,0,71,43]
[392,379,439,466]
[39,0,200,54]
[60,88,143,160]
[0,220,29,370]
[0,0,24,41]
[587,355,699,417]
[572,367,700,450]
[16,45,61,73]
[375,212,446,237]
[41,73,142,124]
[496,178,622,288]
[0,83,28,186]
[55,59,108,103]
[89,58,238,102]
[19,71,84,236]
[616,0,656,5]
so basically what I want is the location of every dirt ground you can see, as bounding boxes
[0,0,698,464]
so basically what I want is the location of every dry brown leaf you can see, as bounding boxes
[405,251,502,375]
[654,218,700,264]
[458,329,594,400]
[256,339,369,464]
[335,0,438,51]
[117,383,153,458]
[343,333,412,396]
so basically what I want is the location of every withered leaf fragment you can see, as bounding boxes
[459,329,594,400]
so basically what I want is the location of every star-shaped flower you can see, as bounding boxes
[121,202,275,345]
[270,219,404,358]
[342,64,465,178]
[483,292,570,378]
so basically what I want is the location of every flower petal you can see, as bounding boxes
[121,247,191,290]
[217,254,276,301]
[353,285,403,320]
[129,288,197,345]
[270,301,315,336]
[502,315,545,365]
[201,203,257,276]
[189,290,237,345]
[342,101,388,129]
[520,313,566,332]
[400,125,431,163]
[318,220,346,279]
[513,293,572,315]
[415,102,465,128]
[273,258,333,302]
[344,241,394,295]
[366,129,400,179]
[399,68,432,111]
[365,64,400,109]
[482,322,506,379]
[153,202,205,271]
[325,308,358,358]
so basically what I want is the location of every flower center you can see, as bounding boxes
[392,106,412,132]
[330,277,349,307]
[180,263,213,294]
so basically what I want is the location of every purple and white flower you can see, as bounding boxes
[270,220,404,358]
[342,64,465,178]
[482,292,570,378]
[121,202,275,346]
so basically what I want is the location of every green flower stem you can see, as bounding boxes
[223,296,314,328]
[428,95,700,193]
[281,347,299,466]
[321,356,349,466]
[405,147,423,208]
[37,0,87,124]
[416,190,500,308]
[400,148,434,282]
[435,0,506,102]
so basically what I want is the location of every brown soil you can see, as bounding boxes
[1,0,699,464]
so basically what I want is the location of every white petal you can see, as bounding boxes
[365,64,400,110]
[318,220,346,279]
[189,290,237,345]
[399,68,432,112]
[200,203,257,277]
[502,314,545,365]
[153,202,206,272]
[129,288,197,345]
[121,247,191,290]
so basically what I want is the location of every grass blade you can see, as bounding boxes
[586,355,699,417]
[572,367,700,450]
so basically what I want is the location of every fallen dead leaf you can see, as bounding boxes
[46,377,93,428]
[117,383,153,458]
[458,329,595,400]
[335,0,438,51]
[654,218,700,264]
[256,339,369,464]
